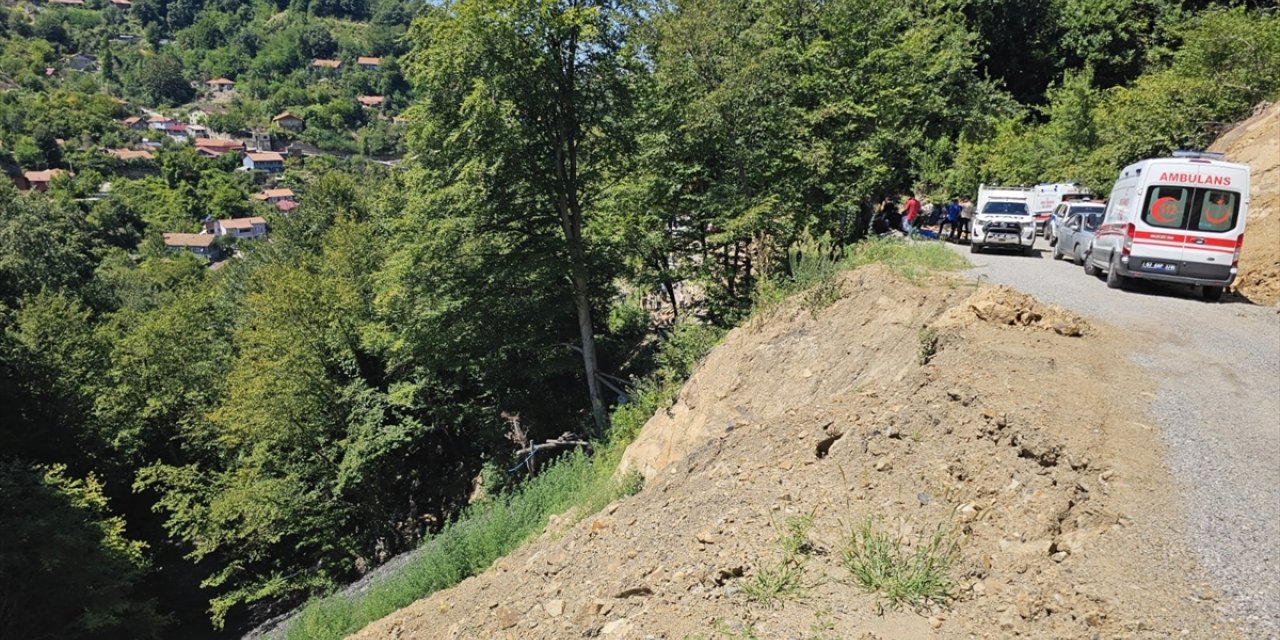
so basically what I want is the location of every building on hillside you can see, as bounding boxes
[48,0,86,6]
[64,53,97,73]
[243,151,285,172]
[252,188,295,205]
[357,56,381,71]
[187,124,210,139]
[121,116,147,131]
[274,199,299,213]
[162,233,219,259]
[357,95,385,109]
[272,112,304,131]
[195,138,245,158]
[110,0,132,7]
[105,149,155,162]
[206,77,235,92]
[311,59,342,73]
[214,216,268,240]
[162,122,190,142]
[148,114,174,130]
[22,169,68,192]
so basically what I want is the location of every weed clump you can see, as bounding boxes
[840,517,959,609]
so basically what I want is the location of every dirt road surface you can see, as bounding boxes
[957,243,1280,637]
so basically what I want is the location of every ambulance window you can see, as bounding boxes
[1192,189,1239,233]
[1142,186,1190,229]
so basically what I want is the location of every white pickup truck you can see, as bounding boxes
[971,184,1037,255]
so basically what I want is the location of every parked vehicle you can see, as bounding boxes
[1031,182,1093,236]
[1045,199,1107,246]
[971,185,1036,255]
[1084,151,1250,301]
[1052,210,1103,264]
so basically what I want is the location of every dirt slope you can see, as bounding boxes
[1209,102,1280,305]
[352,267,1236,640]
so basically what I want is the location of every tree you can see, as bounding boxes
[298,23,337,59]
[128,52,194,106]
[407,0,640,432]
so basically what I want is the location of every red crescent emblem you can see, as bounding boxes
[1150,196,1178,224]
[1203,201,1231,225]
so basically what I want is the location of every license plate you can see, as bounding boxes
[1142,261,1178,274]
[988,233,1017,243]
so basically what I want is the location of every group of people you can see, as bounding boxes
[872,193,974,242]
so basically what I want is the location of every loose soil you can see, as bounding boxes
[351,266,1234,639]
[1210,102,1280,306]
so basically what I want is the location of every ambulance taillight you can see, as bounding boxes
[1233,235,1245,268]
[1122,223,1136,257]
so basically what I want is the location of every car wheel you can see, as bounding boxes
[1202,286,1224,302]
[1083,249,1100,276]
[1047,230,1057,247]
[970,242,980,254]
[1072,244,1083,265]
[1106,255,1127,290]
[1052,243,1063,260]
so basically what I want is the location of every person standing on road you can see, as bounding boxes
[959,196,974,241]
[942,197,962,241]
[903,193,921,235]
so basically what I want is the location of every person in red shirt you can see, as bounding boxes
[903,194,921,234]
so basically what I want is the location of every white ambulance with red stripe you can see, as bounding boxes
[1085,151,1249,301]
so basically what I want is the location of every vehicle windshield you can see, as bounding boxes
[1070,205,1105,217]
[982,201,1029,215]
[1082,212,1103,231]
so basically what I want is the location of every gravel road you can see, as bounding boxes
[954,241,1280,638]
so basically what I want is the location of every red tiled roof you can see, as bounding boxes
[275,200,299,212]
[246,152,284,162]
[122,116,143,126]
[23,169,67,182]
[357,56,381,65]
[358,95,384,107]
[106,149,154,161]
[195,138,244,148]
[49,0,86,5]
[163,232,215,248]
[272,112,302,123]
[311,59,342,69]
[218,217,268,230]
[148,114,171,123]
[208,77,234,85]
[253,188,295,200]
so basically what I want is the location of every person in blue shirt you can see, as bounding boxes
[938,198,962,241]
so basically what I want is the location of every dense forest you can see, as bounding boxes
[1,0,1276,637]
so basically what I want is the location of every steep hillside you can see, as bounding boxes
[351,266,1235,639]
[1210,102,1280,305]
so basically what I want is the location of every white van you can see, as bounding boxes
[1031,182,1093,236]
[1085,152,1250,301]
[971,184,1036,255]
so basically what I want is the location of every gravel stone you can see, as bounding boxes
[958,244,1280,638]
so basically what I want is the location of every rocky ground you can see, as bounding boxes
[1212,102,1280,306]
[350,266,1237,640]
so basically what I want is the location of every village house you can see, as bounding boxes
[311,59,342,73]
[47,0,86,6]
[187,124,210,139]
[162,122,190,142]
[272,112,304,131]
[253,188,295,205]
[121,116,147,131]
[110,0,132,8]
[194,138,245,158]
[242,151,285,172]
[214,216,269,240]
[162,233,218,259]
[148,114,174,130]
[357,56,381,71]
[357,95,384,109]
[106,149,154,162]
[64,53,97,73]
[206,78,235,92]
[22,169,68,192]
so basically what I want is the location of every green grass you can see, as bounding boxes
[839,517,959,609]
[741,514,815,605]
[280,234,964,639]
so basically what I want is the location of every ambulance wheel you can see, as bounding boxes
[1106,257,1127,290]
[1202,286,1224,302]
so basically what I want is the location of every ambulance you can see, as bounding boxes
[1031,182,1093,236]
[1085,151,1250,301]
